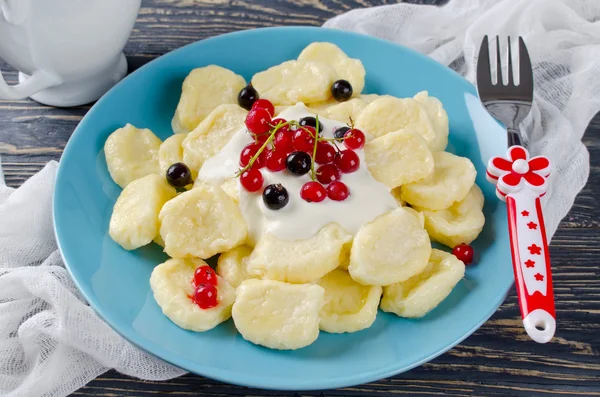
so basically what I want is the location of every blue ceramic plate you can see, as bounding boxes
[54,27,512,390]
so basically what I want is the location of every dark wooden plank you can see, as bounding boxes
[0,0,598,396]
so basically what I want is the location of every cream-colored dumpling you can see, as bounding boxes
[390,187,406,206]
[216,245,254,287]
[349,207,431,286]
[355,97,436,145]
[413,91,449,151]
[104,124,162,188]
[307,98,339,111]
[150,258,236,331]
[158,183,247,258]
[109,174,176,250]
[417,185,485,248]
[182,104,247,174]
[380,249,465,318]
[364,129,434,188]
[401,151,476,210]
[219,178,240,203]
[251,60,336,105]
[360,94,384,104]
[318,269,382,333]
[232,279,324,350]
[171,65,246,134]
[298,42,366,95]
[325,98,367,124]
[246,223,352,284]
[403,206,425,228]
[158,133,188,176]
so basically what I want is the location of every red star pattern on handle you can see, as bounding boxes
[527,221,538,230]
[528,244,542,255]
[521,210,529,216]
[534,273,544,281]
[524,259,535,268]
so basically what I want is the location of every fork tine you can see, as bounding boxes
[477,35,492,88]
[496,36,503,86]
[507,36,514,86]
[518,37,534,95]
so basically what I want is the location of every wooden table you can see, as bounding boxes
[1,1,599,396]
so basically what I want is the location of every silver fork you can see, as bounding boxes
[477,36,533,147]
[477,36,556,343]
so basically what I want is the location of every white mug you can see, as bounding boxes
[0,0,141,107]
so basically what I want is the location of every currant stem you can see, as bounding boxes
[310,116,320,181]
[235,120,291,177]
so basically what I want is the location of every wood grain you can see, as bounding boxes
[0,0,598,396]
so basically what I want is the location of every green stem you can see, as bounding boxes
[310,116,320,181]
[235,120,291,177]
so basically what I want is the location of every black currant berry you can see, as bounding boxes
[299,116,323,134]
[334,126,351,142]
[237,84,259,110]
[286,151,311,176]
[166,162,192,188]
[331,80,353,102]
[262,183,289,210]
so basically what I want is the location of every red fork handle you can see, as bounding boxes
[506,189,556,343]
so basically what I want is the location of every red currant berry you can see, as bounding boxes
[271,117,286,127]
[193,283,218,309]
[335,150,360,173]
[452,243,474,265]
[327,181,349,201]
[274,129,294,154]
[254,132,270,144]
[240,168,264,192]
[194,265,218,286]
[252,99,275,116]
[240,143,265,168]
[300,181,327,203]
[343,128,366,150]
[315,142,336,164]
[292,128,316,153]
[316,164,341,184]
[245,108,272,135]
[265,149,287,172]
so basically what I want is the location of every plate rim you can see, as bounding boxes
[53,25,512,390]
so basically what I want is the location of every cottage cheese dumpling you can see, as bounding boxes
[158,133,188,176]
[232,279,324,350]
[216,245,254,288]
[380,249,465,318]
[414,91,449,151]
[401,151,476,210]
[104,124,162,188]
[417,185,485,247]
[109,174,176,250]
[159,183,248,259]
[172,65,246,133]
[251,60,336,105]
[318,269,382,333]
[349,207,431,286]
[355,96,436,143]
[298,42,366,95]
[246,223,353,284]
[365,129,434,188]
[150,258,236,331]
[182,104,247,174]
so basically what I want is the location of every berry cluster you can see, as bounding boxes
[191,265,219,309]
[236,96,366,209]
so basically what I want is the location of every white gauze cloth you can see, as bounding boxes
[325,0,599,237]
[1,0,599,395]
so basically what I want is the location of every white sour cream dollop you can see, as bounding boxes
[198,103,398,243]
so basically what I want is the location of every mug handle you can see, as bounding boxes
[0,0,62,100]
